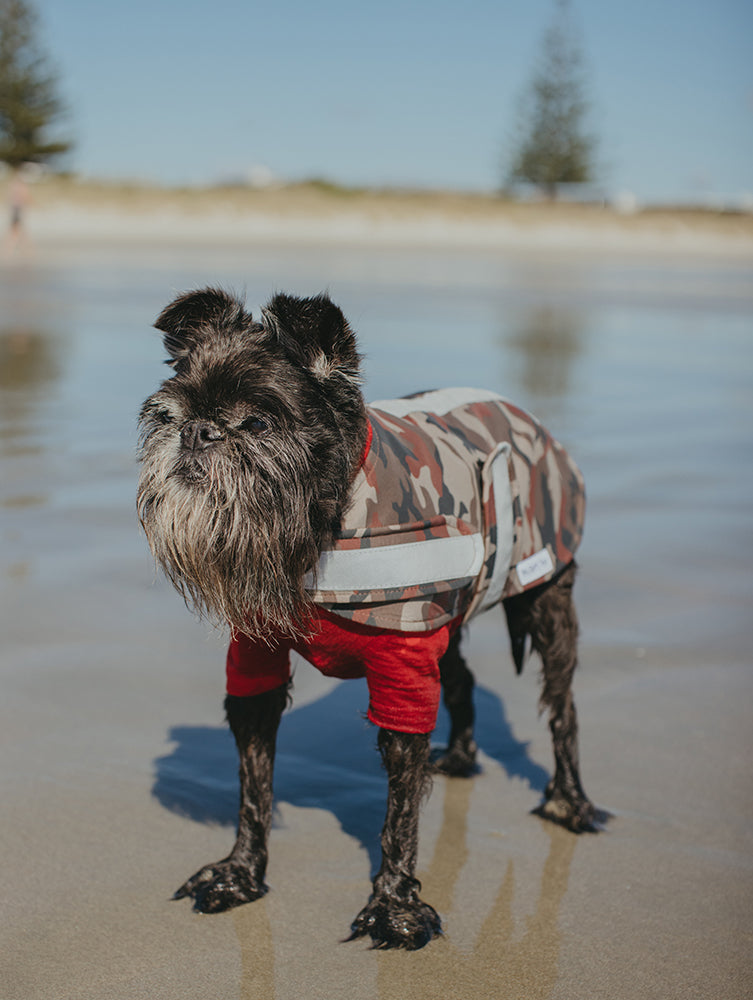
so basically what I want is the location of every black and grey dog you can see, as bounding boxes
[138,288,600,950]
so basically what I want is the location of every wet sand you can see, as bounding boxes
[1,219,752,999]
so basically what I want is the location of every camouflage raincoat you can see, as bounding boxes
[226,388,585,733]
[308,388,585,629]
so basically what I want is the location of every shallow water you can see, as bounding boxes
[2,242,752,1000]
[2,243,751,650]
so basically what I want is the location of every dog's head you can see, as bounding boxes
[137,288,368,639]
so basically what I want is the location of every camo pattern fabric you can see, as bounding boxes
[309,388,585,631]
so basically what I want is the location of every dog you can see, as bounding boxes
[137,288,599,950]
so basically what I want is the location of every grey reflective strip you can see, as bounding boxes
[369,387,507,418]
[478,443,514,613]
[307,533,486,594]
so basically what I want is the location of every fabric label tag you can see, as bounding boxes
[516,547,554,587]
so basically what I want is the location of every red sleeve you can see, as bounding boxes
[226,633,292,698]
[363,626,449,734]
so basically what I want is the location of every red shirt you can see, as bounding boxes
[226,609,455,734]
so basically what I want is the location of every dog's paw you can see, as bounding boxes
[173,861,268,913]
[431,738,479,778]
[347,895,442,950]
[533,792,609,833]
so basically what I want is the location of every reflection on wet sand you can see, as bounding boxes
[228,770,578,1000]
[0,323,64,547]
[0,328,61,391]
[378,781,577,999]
[0,328,50,386]
[0,327,62,456]
[421,775,473,916]
[0,262,74,448]
[503,304,587,402]
[234,899,276,1000]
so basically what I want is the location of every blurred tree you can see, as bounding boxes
[506,0,595,199]
[0,0,71,169]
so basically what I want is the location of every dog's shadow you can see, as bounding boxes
[152,680,550,873]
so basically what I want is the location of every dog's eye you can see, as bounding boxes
[156,409,174,425]
[239,415,269,434]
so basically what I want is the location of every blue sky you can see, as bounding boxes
[32,0,753,203]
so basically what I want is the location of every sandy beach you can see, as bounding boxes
[7,175,753,256]
[1,192,752,999]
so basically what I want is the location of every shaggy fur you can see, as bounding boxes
[137,289,367,639]
[137,287,601,951]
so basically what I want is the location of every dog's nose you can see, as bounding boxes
[180,420,224,452]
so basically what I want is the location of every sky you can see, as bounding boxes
[29,0,753,204]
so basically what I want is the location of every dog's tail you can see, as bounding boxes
[502,561,579,676]
[503,601,531,675]
[509,631,531,675]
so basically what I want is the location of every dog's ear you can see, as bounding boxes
[262,293,362,383]
[154,288,248,363]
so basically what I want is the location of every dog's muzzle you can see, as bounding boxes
[180,420,224,453]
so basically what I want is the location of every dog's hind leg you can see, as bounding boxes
[173,685,288,912]
[506,563,598,833]
[433,629,478,777]
[349,729,442,949]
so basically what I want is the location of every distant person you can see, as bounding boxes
[4,169,31,255]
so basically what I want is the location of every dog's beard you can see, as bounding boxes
[137,432,323,640]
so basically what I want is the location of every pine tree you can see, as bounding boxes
[0,0,71,169]
[506,0,595,199]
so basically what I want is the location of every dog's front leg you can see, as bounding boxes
[174,685,287,913]
[349,729,442,949]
